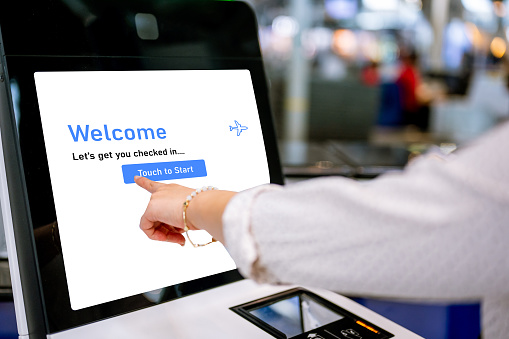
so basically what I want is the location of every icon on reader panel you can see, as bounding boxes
[341,329,362,339]
[229,120,248,136]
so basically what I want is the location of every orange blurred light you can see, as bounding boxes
[465,22,483,49]
[491,37,507,58]
[332,29,357,58]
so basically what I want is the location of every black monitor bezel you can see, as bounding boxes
[0,1,283,335]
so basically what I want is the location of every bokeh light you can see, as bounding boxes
[332,29,357,58]
[490,36,506,58]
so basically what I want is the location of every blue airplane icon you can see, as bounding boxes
[229,120,248,136]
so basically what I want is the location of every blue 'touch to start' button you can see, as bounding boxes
[122,159,207,184]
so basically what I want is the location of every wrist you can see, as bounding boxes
[183,186,217,231]
[185,189,236,244]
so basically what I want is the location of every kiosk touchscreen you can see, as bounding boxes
[35,69,267,311]
[0,1,422,338]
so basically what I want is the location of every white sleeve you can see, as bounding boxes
[222,183,283,280]
[223,121,509,303]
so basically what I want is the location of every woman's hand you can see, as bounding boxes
[135,176,237,245]
[135,176,194,245]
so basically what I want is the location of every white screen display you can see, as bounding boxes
[34,70,270,310]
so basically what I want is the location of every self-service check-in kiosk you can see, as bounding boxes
[0,1,423,338]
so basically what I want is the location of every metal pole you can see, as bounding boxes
[430,0,450,71]
[283,0,312,144]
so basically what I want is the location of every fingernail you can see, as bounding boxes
[134,176,140,180]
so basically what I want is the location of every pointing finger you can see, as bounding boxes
[134,176,165,193]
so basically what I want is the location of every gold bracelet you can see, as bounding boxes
[182,186,218,248]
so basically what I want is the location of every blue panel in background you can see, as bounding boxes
[349,297,481,339]
[0,302,17,339]
[122,159,207,184]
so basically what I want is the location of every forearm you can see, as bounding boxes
[185,190,237,244]
[224,150,509,300]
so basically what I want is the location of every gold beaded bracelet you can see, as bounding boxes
[182,186,218,248]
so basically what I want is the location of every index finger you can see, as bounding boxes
[134,176,165,193]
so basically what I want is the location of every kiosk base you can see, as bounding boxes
[49,280,423,339]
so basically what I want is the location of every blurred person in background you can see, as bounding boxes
[396,51,430,130]
[361,61,380,87]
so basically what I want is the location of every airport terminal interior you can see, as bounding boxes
[1,0,508,338]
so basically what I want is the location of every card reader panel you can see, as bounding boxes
[232,288,394,339]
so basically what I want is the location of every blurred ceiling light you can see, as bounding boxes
[356,12,385,30]
[362,0,399,11]
[490,36,507,58]
[399,5,421,27]
[302,27,333,52]
[404,0,422,11]
[461,0,492,14]
[358,32,382,62]
[272,16,300,38]
[493,1,506,18]
[325,0,358,20]
[332,29,357,58]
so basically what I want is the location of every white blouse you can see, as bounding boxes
[223,121,509,338]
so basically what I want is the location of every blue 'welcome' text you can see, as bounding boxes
[68,125,167,142]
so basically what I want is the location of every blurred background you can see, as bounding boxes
[237,0,507,337]
[244,0,509,179]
